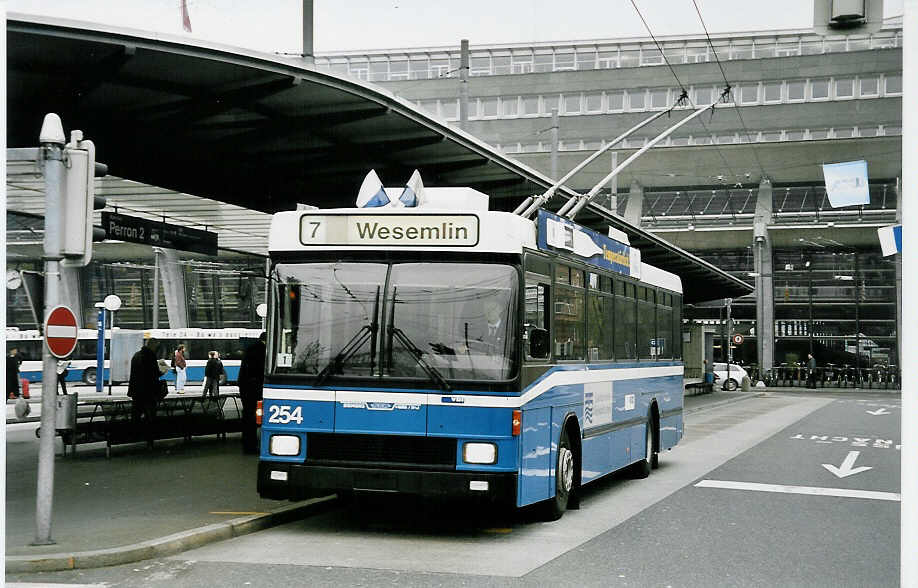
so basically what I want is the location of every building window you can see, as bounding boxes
[686,46,708,63]
[563,94,581,114]
[885,75,903,94]
[389,59,409,80]
[369,61,389,82]
[811,79,830,100]
[787,80,805,101]
[717,134,736,144]
[620,49,640,67]
[470,55,491,76]
[786,130,806,141]
[511,51,533,74]
[576,51,597,70]
[554,51,575,71]
[597,50,618,68]
[650,89,668,109]
[481,97,498,118]
[501,97,518,117]
[419,100,438,116]
[584,93,603,112]
[627,90,645,110]
[809,129,829,140]
[860,76,879,96]
[694,86,713,105]
[641,48,664,65]
[522,96,540,116]
[859,126,878,137]
[761,131,782,142]
[884,125,902,136]
[492,55,511,76]
[441,100,458,120]
[740,84,759,104]
[534,52,553,73]
[607,91,624,111]
[543,95,559,115]
[692,135,712,145]
[409,57,429,80]
[835,78,854,98]
[763,82,782,102]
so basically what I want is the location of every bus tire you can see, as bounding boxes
[544,427,575,521]
[631,420,653,479]
[83,368,96,386]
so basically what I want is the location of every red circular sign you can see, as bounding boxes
[44,305,78,358]
[731,333,744,345]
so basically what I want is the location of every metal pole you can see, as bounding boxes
[108,310,115,395]
[459,39,469,129]
[35,113,66,545]
[301,0,314,64]
[95,306,105,393]
[152,250,160,329]
[726,298,732,387]
[550,108,559,182]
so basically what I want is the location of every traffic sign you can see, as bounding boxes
[44,305,78,358]
[732,333,744,345]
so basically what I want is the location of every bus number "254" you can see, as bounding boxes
[267,405,303,425]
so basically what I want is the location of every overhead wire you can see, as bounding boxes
[690,0,769,180]
[628,0,742,186]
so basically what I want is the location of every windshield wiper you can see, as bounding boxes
[388,325,451,392]
[314,286,379,386]
[386,286,451,391]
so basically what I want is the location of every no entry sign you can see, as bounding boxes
[44,305,78,358]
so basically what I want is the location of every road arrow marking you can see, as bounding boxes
[822,451,873,478]
[866,408,890,415]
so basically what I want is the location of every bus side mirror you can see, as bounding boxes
[529,328,549,359]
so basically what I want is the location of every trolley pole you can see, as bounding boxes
[34,113,66,545]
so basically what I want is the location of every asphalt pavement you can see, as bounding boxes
[2,383,896,575]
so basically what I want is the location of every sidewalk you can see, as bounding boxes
[5,383,332,574]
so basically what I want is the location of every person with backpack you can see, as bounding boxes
[173,344,187,394]
[202,350,225,399]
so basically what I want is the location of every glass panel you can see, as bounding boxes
[656,305,672,359]
[587,294,613,360]
[387,263,518,380]
[628,90,645,110]
[409,57,429,79]
[650,89,668,108]
[501,97,518,117]
[369,61,389,82]
[554,287,584,360]
[534,52,553,73]
[481,97,498,117]
[273,262,387,375]
[576,51,597,70]
[787,80,805,100]
[607,91,624,111]
[584,93,603,112]
[764,82,781,102]
[694,86,713,104]
[440,100,457,120]
[554,51,575,71]
[860,76,879,96]
[641,48,663,65]
[809,129,828,140]
[811,79,829,99]
[835,78,854,98]
[740,84,759,103]
[614,293,636,359]
[620,50,640,67]
[571,269,584,288]
[556,264,571,285]
[563,94,581,113]
[672,294,682,359]
[522,96,540,115]
[492,55,511,75]
[543,95,559,114]
[885,75,903,94]
[524,283,548,360]
[636,301,655,359]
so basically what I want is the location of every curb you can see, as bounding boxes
[5,495,337,573]
[685,392,766,415]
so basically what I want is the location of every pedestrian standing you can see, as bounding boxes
[238,332,266,454]
[202,351,225,399]
[806,353,817,388]
[56,359,71,395]
[7,347,21,399]
[128,338,164,448]
[174,344,187,394]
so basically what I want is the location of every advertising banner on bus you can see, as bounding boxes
[536,210,637,277]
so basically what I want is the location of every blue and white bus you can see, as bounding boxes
[257,185,683,518]
[6,327,263,385]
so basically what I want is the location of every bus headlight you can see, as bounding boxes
[269,435,300,456]
[463,442,497,464]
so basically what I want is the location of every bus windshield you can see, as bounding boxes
[272,262,518,383]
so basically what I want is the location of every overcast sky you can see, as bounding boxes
[7,0,904,54]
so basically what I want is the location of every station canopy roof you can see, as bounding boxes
[6,13,752,303]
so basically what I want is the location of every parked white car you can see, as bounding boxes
[712,363,748,391]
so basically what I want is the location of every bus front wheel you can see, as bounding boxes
[631,421,654,479]
[544,427,575,521]
[82,368,97,386]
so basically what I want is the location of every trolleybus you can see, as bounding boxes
[257,185,683,518]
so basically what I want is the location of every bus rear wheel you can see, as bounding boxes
[631,421,654,479]
[82,368,96,386]
[544,427,575,521]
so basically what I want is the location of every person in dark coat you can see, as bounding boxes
[7,348,22,398]
[128,338,163,447]
[202,351,225,399]
[806,353,817,388]
[238,332,266,454]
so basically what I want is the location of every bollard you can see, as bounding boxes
[741,376,751,391]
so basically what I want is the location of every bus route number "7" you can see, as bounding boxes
[267,405,304,425]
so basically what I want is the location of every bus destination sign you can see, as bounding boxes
[102,212,218,256]
[299,213,480,247]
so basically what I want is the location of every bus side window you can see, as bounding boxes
[525,283,550,359]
